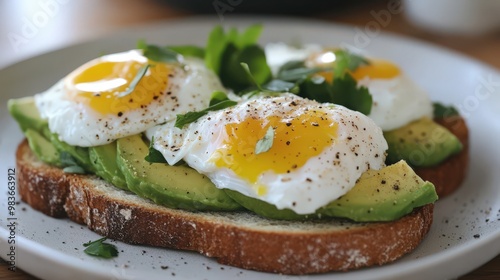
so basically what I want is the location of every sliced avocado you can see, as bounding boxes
[224,189,317,220]
[225,161,437,222]
[117,134,241,211]
[319,160,438,222]
[8,97,47,133]
[89,142,127,190]
[47,130,94,173]
[384,117,462,167]
[25,128,61,166]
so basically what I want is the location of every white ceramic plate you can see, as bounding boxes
[1,16,499,280]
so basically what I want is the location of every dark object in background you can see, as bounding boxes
[159,0,362,15]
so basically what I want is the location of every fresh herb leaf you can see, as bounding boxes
[298,75,334,103]
[83,237,118,259]
[144,137,168,163]
[277,66,326,82]
[239,62,263,91]
[60,152,86,174]
[209,91,231,106]
[138,42,179,63]
[204,25,271,91]
[167,45,205,59]
[175,92,237,128]
[239,63,298,96]
[205,26,227,74]
[235,24,263,49]
[255,126,274,155]
[117,64,150,98]
[220,45,271,92]
[333,50,369,77]
[263,79,299,94]
[433,102,459,119]
[331,73,372,115]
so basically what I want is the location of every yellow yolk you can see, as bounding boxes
[308,50,401,82]
[65,51,170,115]
[211,110,338,194]
[350,59,400,80]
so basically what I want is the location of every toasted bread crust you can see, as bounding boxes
[414,116,469,197]
[16,139,433,274]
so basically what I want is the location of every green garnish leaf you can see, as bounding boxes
[298,75,334,103]
[175,92,237,128]
[139,43,179,63]
[205,25,271,92]
[263,79,299,94]
[239,63,298,96]
[255,126,274,155]
[60,152,86,174]
[234,24,263,49]
[205,26,227,74]
[167,45,205,59]
[144,137,168,164]
[209,91,231,106]
[433,102,459,119]
[333,49,370,76]
[239,62,263,91]
[117,64,150,98]
[83,237,118,259]
[220,45,271,92]
[331,73,372,115]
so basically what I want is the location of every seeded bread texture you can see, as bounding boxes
[16,139,434,274]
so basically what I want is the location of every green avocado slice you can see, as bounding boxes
[117,134,241,211]
[225,160,438,222]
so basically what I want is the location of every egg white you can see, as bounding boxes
[147,94,388,214]
[265,44,434,131]
[34,53,225,147]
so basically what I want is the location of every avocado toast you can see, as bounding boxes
[6,24,469,274]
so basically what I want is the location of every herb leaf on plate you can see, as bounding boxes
[83,237,118,259]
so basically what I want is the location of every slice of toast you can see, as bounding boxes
[16,139,433,274]
[414,116,469,197]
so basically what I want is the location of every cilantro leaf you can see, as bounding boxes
[333,49,369,76]
[117,64,150,98]
[234,24,263,49]
[167,45,205,59]
[255,126,274,155]
[205,26,228,74]
[238,63,298,97]
[138,42,179,63]
[263,79,299,94]
[298,75,334,103]
[144,137,168,164]
[83,237,118,259]
[433,102,459,119]
[331,73,372,115]
[175,92,237,128]
[220,45,271,92]
[204,25,271,92]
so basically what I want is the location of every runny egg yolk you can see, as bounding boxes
[307,50,401,82]
[211,110,338,195]
[65,51,170,115]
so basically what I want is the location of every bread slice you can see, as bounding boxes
[414,116,469,197]
[16,139,433,274]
